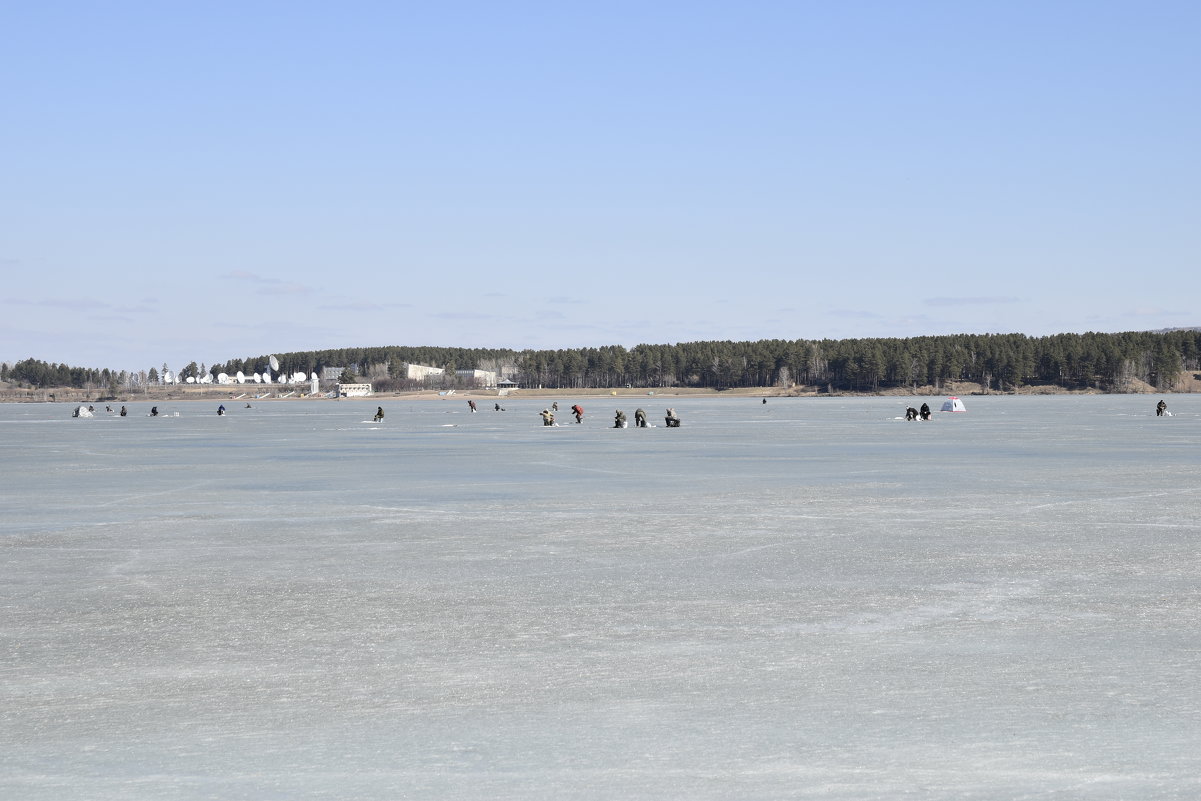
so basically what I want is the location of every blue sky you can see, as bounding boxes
[4,1,1199,374]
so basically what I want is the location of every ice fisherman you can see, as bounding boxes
[217,404,226,416]
[919,403,931,421]
[540,408,555,426]
[468,400,477,412]
[119,405,127,417]
[634,408,647,428]
[1156,399,1168,417]
[905,407,918,421]
[571,404,584,423]
[614,410,627,428]
[373,406,385,422]
[150,406,159,417]
[665,408,681,427]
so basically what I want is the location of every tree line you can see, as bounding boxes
[5,330,1199,393]
[508,331,1199,392]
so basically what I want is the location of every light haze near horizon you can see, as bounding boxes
[4,2,1199,375]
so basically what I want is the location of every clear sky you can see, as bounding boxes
[4,1,1199,374]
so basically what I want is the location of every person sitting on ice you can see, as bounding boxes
[919,403,931,421]
[373,406,385,422]
[1156,399,1167,417]
[614,410,627,428]
[217,404,226,416]
[905,407,918,421]
[665,408,681,427]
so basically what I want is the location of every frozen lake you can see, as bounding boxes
[2,394,1199,800]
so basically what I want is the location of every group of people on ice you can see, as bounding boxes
[538,404,681,428]
[905,403,932,421]
[612,407,679,428]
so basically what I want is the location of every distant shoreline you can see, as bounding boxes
[3,377,1195,405]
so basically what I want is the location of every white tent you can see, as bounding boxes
[940,396,967,412]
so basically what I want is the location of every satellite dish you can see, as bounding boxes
[293,371,306,382]
[163,371,173,383]
[269,355,280,371]
[200,375,212,384]
[236,371,245,383]
[310,372,318,381]
[186,376,196,384]
[217,372,229,384]
[253,372,261,383]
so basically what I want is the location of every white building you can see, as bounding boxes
[405,364,445,381]
[336,383,373,397]
[455,369,497,388]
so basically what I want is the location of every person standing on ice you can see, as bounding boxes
[467,400,477,413]
[571,404,584,423]
[634,408,647,428]
[540,408,555,426]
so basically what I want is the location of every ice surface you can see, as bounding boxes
[2,395,1199,799]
